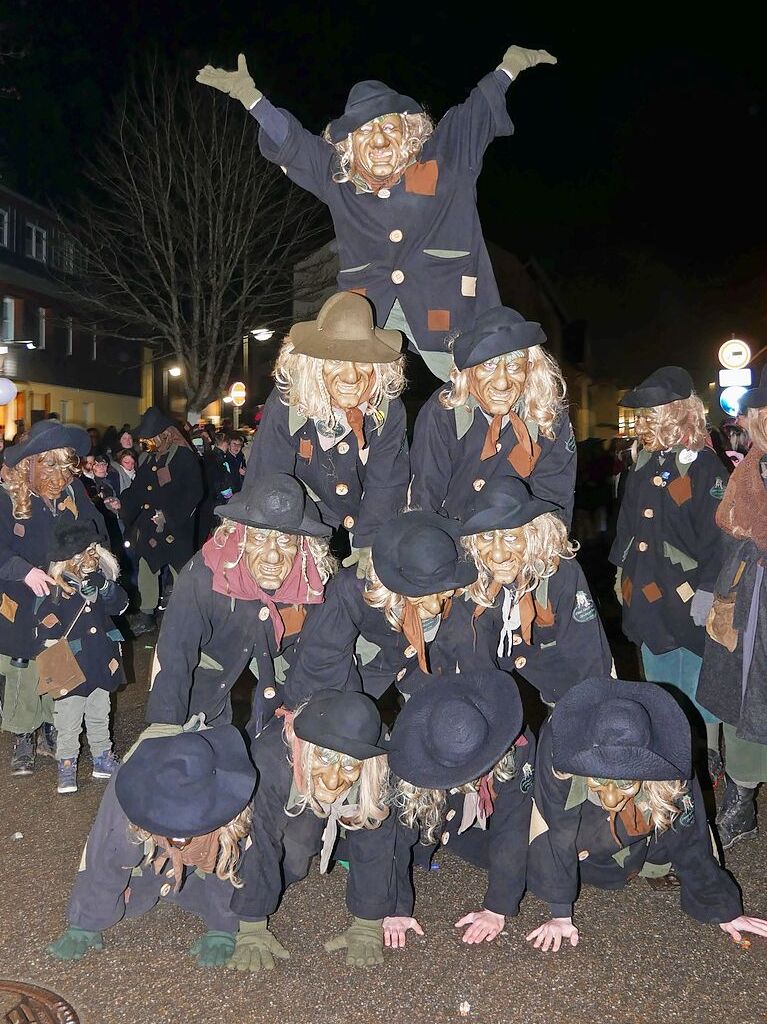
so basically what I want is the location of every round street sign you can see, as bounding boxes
[718,339,751,370]
[230,381,246,407]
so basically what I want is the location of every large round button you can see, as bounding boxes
[160,883,172,896]
[515,656,527,669]
[143,503,150,510]
[336,483,349,496]
[343,516,355,529]
[147,485,153,492]
[89,627,97,635]
[389,229,403,242]
[652,475,663,486]
[59,687,69,696]
[378,188,391,199]
[473,479,485,491]
[512,634,522,646]
[166,868,175,879]
[404,645,416,658]
[638,541,649,552]
[264,687,276,700]
[258,607,270,621]
[84,605,91,613]
[337,441,350,455]
[152,466,157,472]
[441,832,450,845]
[446,809,456,822]
[391,270,405,284]
[643,508,654,518]
[396,668,407,681]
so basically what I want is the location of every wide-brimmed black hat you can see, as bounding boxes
[293,689,387,760]
[459,477,561,536]
[48,519,99,563]
[619,366,693,409]
[115,726,257,837]
[327,80,423,142]
[133,406,176,440]
[215,473,331,537]
[743,365,767,411]
[452,306,546,372]
[372,510,477,597]
[388,668,523,789]
[3,419,90,469]
[551,677,692,782]
[289,292,403,363]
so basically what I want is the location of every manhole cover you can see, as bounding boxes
[0,980,80,1023]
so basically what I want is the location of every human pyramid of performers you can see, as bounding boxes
[2,42,765,971]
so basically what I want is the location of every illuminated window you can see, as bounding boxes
[618,408,637,436]
[24,221,47,262]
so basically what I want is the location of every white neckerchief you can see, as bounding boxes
[497,587,521,658]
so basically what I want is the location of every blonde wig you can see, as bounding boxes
[636,395,709,452]
[394,748,518,844]
[462,512,578,608]
[552,774,689,836]
[283,708,389,830]
[274,339,406,425]
[745,407,767,453]
[439,344,567,439]
[363,559,407,632]
[2,447,81,520]
[323,112,435,185]
[129,806,253,889]
[48,543,121,594]
[211,518,337,587]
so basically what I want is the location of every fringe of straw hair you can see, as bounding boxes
[274,339,406,426]
[362,559,407,632]
[636,394,709,452]
[2,446,81,520]
[323,112,435,184]
[551,773,689,835]
[745,407,767,453]
[439,344,567,439]
[462,513,578,608]
[48,544,121,591]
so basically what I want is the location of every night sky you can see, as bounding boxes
[2,1,765,395]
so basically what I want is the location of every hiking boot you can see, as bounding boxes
[92,749,119,779]
[716,776,758,850]
[37,722,58,759]
[10,733,35,775]
[128,611,155,637]
[57,758,78,794]
[707,747,724,790]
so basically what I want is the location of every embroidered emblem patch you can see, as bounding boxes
[572,590,597,622]
[679,794,695,827]
[565,430,576,454]
[520,763,535,793]
[710,477,725,500]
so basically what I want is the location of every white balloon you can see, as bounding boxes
[0,377,17,406]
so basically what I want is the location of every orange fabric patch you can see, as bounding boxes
[349,287,367,297]
[279,604,306,638]
[298,438,313,463]
[621,577,633,607]
[0,594,18,622]
[427,309,451,332]
[41,613,60,629]
[404,160,438,196]
[642,582,663,603]
[667,475,693,506]
[108,658,119,675]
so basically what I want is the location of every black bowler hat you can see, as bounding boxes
[388,668,523,789]
[3,419,90,469]
[48,519,99,563]
[115,726,257,837]
[459,477,561,537]
[743,365,767,411]
[619,366,693,409]
[452,306,546,372]
[327,80,423,142]
[293,689,387,760]
[215,473,331,537]
[133,406,176,440]
[372,510,477,598]
[551,677,692,782]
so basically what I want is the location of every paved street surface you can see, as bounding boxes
[1,546,765,1024]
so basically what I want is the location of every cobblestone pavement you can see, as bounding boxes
[0,549,765,1024]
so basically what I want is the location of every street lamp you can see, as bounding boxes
[168,365,182,378]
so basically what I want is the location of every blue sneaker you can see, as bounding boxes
[57,758,78,794]
[92,749,119,779]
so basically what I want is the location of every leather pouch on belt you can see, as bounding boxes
[705,594,738,653]
[37,639,86,698]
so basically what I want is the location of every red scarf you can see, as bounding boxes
[202,525,324,645]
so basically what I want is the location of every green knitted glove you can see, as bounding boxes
[46,927,103,961]
[196,53,263,109]
[324,917,383,967]
[122,721,183,762]
[342,546,372,580]
[228,920,291,972]
[189,930,236,967]
[614,567,623,606]
[497,45,557,79]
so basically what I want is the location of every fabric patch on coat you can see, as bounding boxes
[108,658,120,675]
[642,582,663,603]
[148,538,157,548]
[41,613,60,629]
[349,287,367,297]
[564,775,589,810]
[156,466,172,487]
[149,651,161,689]
[404,159,438,195]
[427,309,450,332]
[78,842,88,872]
[58,495,78,517]
[662,542,698,573]
[612,846,631,867]
[528,799,549,843]
[13,523,25,537]
[461,275,477,297]
[298,438,313,463]
[572,590,597,622]
[621,576,633,607]
[667,474,693,506]
[676,582,695,603]
[0,594,18,622]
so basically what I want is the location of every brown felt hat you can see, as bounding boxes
[289,292,403,363]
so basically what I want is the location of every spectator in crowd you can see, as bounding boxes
[80,454,95,481]
[110,448,137,493]
[227,433,247,493]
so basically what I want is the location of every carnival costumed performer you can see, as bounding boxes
[0,419,105,775]
[145,474,335,737]
[526,677,767,952]
[196,46,556,381]
[244,292,408,575]
[410,306,576,525]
